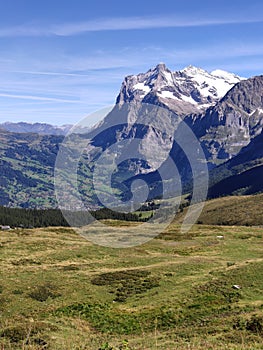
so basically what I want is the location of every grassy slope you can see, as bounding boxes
[174,194,263,226]
[0,224,263,349]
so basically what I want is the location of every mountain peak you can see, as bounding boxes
[181,65,208,76]
[210,69,245,81]
[116,63,245,113]
[154,62,167,72]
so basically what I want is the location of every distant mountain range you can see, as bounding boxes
[0,63,263,208]
[0,122,73,135]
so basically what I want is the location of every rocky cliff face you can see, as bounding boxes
[116,63,243,116]
[207,128,263,197]
[88,63,245,175]
[186,76,263,166]
[88,65,263,201]
[2,64,263,208]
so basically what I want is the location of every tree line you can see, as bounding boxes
[0,206,148,228]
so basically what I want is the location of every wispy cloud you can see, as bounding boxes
[0,92,80,103]
[8,41,263,78]
[11,70,92,77]
[0,14,262,37]
[207,60,263,74]
[153,42,263,70]
[54,16,263,36]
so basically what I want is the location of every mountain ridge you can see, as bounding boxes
[0,63,262,208]
[0,121,73,135]
[117,63,244,115]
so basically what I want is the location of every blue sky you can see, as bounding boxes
[0,0,263,125]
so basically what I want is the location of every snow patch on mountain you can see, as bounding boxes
[181,65,244,100]
[117,63,245,115]
[133,82,151,96]
[157,90,177,99]
[249,108,263,116]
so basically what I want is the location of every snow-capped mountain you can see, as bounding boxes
[84,65,263,201]
[89,63,247,175]
[2,63,263,208]
[117,63,244,115]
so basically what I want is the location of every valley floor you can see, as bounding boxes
[0,223,263,349]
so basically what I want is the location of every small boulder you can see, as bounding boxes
[232,284,241,290]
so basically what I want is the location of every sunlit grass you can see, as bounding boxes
[0,223,263,349]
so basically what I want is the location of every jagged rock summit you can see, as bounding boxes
[117,63,244,115]
[2,63,263,208]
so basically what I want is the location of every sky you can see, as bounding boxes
[0,0,263,126]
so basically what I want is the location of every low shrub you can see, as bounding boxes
[28,283,60,302]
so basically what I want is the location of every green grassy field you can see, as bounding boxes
[0,223,263,349]
[175,194,263,226]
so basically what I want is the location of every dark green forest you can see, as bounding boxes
[0,206,148,228]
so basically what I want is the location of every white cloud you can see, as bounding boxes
[11,70,92,77]
[172,44,263,62]
[0,15,262,37]
[52,16,262,36]
[0,92,81,103]
[1,38,263,124]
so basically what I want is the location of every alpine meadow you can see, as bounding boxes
[1,1,263,349]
